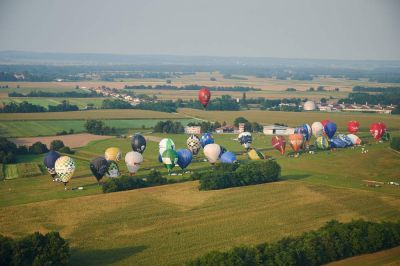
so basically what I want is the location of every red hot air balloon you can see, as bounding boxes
[321,119,330,127]
[370,123,384,141]
[271,136,286,155]
[289,134,304,153]
[347,121,360,134]
[198,87,211,108]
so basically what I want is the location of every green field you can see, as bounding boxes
[0,97,107,108]
[2,163,42,179]
[0,119,198,137]
[0,132,399,265]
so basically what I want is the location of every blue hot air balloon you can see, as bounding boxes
[329,136,347,148]
[219,146,227,158]
[158,154,163,163]
[324,122,337,139]
[200,133,214,148]
[177,149,193,170]
[337,134,353,147]
[43,150,61,178]
[220,151,237,164]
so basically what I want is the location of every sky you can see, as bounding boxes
[0,0,399,60]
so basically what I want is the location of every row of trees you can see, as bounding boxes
[153,120,185,134]
[339,91,400,107]
[8,90,99,98]
[124,84,260,92]
[84,120,116,135]
[188,219,400,266]
[0,231,69,266]
[101,99,132,109]
[192,161,281,190]
[0,100,79,113]
[0,138,50,164]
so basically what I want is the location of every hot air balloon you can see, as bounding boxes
[295,124,312,145]
[219,146,227,158]
[203,143,221,164]
[55,156,76,189]
[329,137,347,149]
[337,134,353,147]
[187,135,201,155]
[289,134,304,153]
[157,154,163,163]
[347,134,362,145]
[347,121,360,134]
[106,161,120,178]
[370,123,384,141]
[176,149,193,171]
[198,87,211,108]
[159,138,175,156]
[90,157,109,183]
[238,132,252,150]
[321,120,330,127]
[125,151,143,175]
[220,151,237,164]
[105,147,122,162]
[271,136,286,155]
[162,149,178,173]
[200,133,214,148]
[131,134,146,154]
[311,122,324,138]
[43,150,61,179]
[315,136,330,150]
[324,122,337,139]
[247,148,265,160]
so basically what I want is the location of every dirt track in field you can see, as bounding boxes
[10,133,114,148]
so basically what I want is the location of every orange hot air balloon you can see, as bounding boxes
[198,87,211,108]
[289,134,304,153]
[271,136,286,155]
[347,121,360,134]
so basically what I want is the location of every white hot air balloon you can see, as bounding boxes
[159,138,175,157]
[311,122,324,138]
[203,143,221,164]
[125,151,143,175]
[347,134,362,145]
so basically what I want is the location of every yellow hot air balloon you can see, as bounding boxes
[247,148,264,160]
[105,147,122,162]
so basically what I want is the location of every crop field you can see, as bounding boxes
[179,108,400,131]
[0,132,399,265]
[0,97,107,108]
[0,109,185,121]
[0,118,197,137]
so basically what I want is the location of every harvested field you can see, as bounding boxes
[10,133,114,148]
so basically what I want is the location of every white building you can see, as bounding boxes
[263,125,294,135]
[184,126,201,135]
[303,100,316,111]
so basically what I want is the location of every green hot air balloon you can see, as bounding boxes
[162,149,178,173]
[315,136,330,150]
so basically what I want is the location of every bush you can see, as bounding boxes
[50,140,65,151]
[58,146,74,154]
[187,220,400,266]
[0,137,17,164]
[0,231,69,266]
[28,142,49,154]
[197,161,281,190]
[102,170,168,193]
[390,137,400,151]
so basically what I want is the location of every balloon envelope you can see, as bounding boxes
[337,134,353,147]
[324,122,337,139]
[238,132,252,149]
[289,134,304,152]
[347,121,360,134]
[315,136,330,150]
[203,143,221,163]
[321,120,330,127]
[55,156,76,183]
[271,136,286,155]
[43,150,61,176]
[105,147,122,162]
[177,149,193,170]
[159,138,175,156]
[162,149,178,170]
[187,135,201,155]
[198,87,211,107]
[106,160,120,178]
[370,123,385,141]
[125,151,143,174]
[312,122,324,138]
[200,133,214,148]
[131,134,146,154]
[248,148,264,160]
[220,151,237,163]
[90,157,109,181]
[347,134,362,145]
[329,137,347,148]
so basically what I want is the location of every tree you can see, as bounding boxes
[321,98,327,104]
[234,117,249,127]
[29,142,49,154]
[50,140,65,151]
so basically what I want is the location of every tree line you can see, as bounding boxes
[0,100,78,113]
[188,219,400,266]
[153,120,185,133]
[352,86,400,92]
[124,84,260,92]
[339,91,400,106]
[84,120,116,135]
[8,90,99,98]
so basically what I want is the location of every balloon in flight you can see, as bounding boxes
[198,87,211,108]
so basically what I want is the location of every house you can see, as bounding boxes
[184,126,201,135]
[215,125,238,134]
[263,125,294,135]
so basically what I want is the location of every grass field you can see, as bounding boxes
[0,119,197,137]
[179,108,400,131]
[328,246,400,266]
[2,163,42,179]
[0,132,399,265]
[0,97,107,108]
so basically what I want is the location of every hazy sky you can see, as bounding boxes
[0,0,399,60]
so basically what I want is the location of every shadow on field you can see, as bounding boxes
[70,245,147,266]
[280,174,311,181]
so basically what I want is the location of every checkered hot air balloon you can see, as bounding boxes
[55,156,76,186]
[106,161,120,178]
[186,135,201,155]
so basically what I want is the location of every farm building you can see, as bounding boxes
[215,125,238,134]
[263,125,294,135]
[184,126,201,135]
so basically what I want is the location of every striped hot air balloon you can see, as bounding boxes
[271,136,286,155]
[315,136,330,150]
